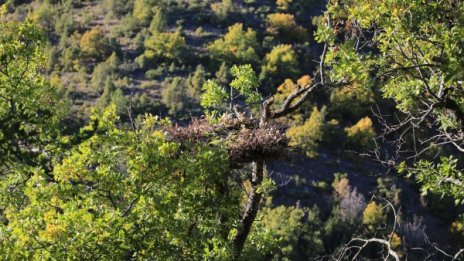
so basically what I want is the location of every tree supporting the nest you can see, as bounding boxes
[233,161,264,257]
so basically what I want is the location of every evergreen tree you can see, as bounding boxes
[215,62,230,85]
[133,0,154,24]
[149,6,167,33]
[110,88,128,116]
[162,77,188,115]
[188,64,207,102]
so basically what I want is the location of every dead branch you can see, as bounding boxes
[336,198,401,261]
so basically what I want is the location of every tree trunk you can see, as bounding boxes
[233,160,264,258]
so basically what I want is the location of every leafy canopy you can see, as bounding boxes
[0,6,62,174]
[201,64,262,112]
[0,106,241,259]
[0,13,253,259]
[316,0,464,129]
[317,0,464,216]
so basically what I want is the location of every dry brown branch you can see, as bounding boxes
[270,82,322,120]
[165,118,214,143]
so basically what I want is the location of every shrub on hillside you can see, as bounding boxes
[257,205,324,259]
[208,23,260,65]
[144,30,188,65]
[261,44,299,85]
[211,0,235,22]
[187,65,208,102]
[91,52,120,91]
[162,77,188,115]
[80,27,112,62]
[362,201,386,231]
[286,106,326,158]
[30,2,57,35]
[344,116,376,150]
[266,13,307,42]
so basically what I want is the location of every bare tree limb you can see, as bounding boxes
[336,198,401,261]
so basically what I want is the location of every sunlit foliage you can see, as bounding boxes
[266,13,307,42]
[287,106,326,158]
[80,27,112,61]
[261,44,299,83]
[344,116,376,150]
[208,23,260,65]
[144,30,188,64]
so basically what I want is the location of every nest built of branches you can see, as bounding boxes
[165,116,288,166]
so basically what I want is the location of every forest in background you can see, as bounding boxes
[0,0,463,260]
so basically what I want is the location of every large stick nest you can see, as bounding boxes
[227,125,288,166]
[165,116,288,166]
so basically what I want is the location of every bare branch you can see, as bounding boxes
[336,198,401,261]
